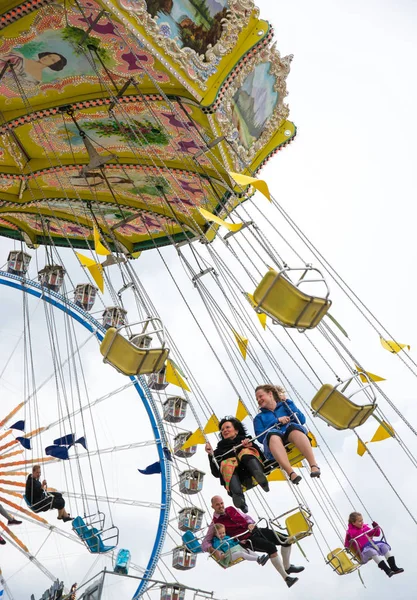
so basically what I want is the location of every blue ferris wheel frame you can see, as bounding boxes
[0,270,171,599]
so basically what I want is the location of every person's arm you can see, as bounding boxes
[208,454,221,478]
[370,522,381,537]
[201,521,218,555]
[287,400,306,426]
[344,531,351,549]
[253,415,267,445]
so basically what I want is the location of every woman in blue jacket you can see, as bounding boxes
[254,385,320,484]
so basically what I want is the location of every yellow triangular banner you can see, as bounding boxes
[370,421,395,443]
[203,414,220,434]
[165,360,191,392]
[235,399,249,421]
[181,429,205,450]
[355,365,386,383]
[308,432,318,448]
[229,172,271,201]
[75,252,104,293]
[198,207,243,233]
[88,263,104,293]
[292,462,304,469]
[93,226,111,256]
[380,337,410,353]
[246,293,267,329]
[266,469,286,482]
[131,251,142,259]
[357,439,368,457]
[232,329,248,360]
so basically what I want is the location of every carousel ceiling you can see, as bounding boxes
[0,0,295,253]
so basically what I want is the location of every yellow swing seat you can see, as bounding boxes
[327,548,361,575]
[311,380,377,430]
[253,267,331,330]
[270,506,314,544]
[100,327,169,376]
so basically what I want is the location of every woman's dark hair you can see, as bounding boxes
[38,52,67,72]
[218,416,248,438]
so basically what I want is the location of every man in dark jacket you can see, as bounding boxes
[25,465,72,522]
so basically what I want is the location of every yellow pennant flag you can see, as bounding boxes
[236,399,249,421]
[267,469,286,482]
[165,360,191,392]
[355,365,386,383]
[370,421,395,443]
[131,251,142,259]
[357,439,368,457]
[93,226,111,256]
[292,462,304,469]
[232,329,248,360]
[229,172,271,201]
[308,432,318,448]
[75,252,104,293]
[181,428,205,450]
[198,207,243,233]
[380,337,410,353]
[245,293,267,329]
[204,414,220,434]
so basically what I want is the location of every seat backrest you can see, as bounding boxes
[182,531,203,554]
[327,548,358,574]
[285,510,312,540]
[73,516,101,552]
[100,328,169,376]
[311,384,376,430]
[253,270,331,329]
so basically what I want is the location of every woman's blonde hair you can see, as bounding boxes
[255,384,286,401]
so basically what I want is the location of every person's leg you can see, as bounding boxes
[52,493,71,520]
[0,503,21,524]
[385,552,404,574]
[230,547,259,562]
[268,435,295,478]
[228,474,248,512]
[240,455,269,492]
[287,430,320,475]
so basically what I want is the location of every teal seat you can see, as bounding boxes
[73,516,115,554]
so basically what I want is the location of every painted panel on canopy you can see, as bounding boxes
[115,0,267,97]
[34,167,227,217]
[0,212,92,239]
[0,0,170,112]
[214,44,295,171]
[18,104,213,166]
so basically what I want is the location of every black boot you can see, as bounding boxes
[285,576,299,588]
[229,474,248,513]
[387,556,404,575]
[231,493,248,513]
[242,456,270,492]
[378,560,394,577]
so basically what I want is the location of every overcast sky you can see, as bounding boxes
[0,1,417,599]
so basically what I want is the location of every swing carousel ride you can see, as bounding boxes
[0,0,416,599]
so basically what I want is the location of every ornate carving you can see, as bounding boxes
[215,44,293,168]
[116,0,258,87]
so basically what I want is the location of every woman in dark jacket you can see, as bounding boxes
[205,417,269,513]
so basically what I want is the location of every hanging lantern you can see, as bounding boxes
[74,283,98,312]
[178,507,205,532]
[174,432,197,458]
[160,584,186,600]
[130,333,153,349]
[162,397,188,423]
[6,250,31,276]
[148,365,168,391]
[38,265,66,292]
[172,546,197,570]
[102,306,127,330]
[179,470,205,495]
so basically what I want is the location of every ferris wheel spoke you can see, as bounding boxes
[72,440,157,459]
[2,534,58,586]
[63,492,164,510]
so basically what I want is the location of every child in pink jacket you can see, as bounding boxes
[344,512,404,577]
